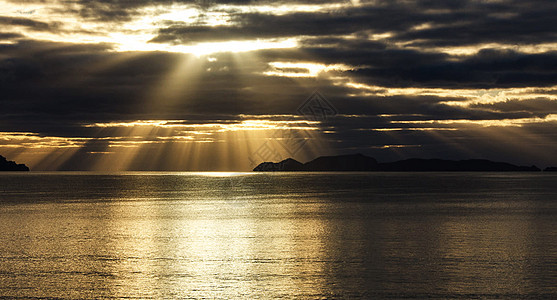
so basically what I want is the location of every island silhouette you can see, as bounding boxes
[0,155,30,171]
[253,153,542,172]
[1,153,554,172]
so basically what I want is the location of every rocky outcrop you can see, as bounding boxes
[0,155,29,171]
[253,158,304,171]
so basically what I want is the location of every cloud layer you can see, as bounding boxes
[1,0,556,170]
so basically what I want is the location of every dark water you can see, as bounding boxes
[1,172,556,299]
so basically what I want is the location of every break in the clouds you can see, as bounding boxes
[0,0,556,170]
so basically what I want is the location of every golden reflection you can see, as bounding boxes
[2,173,554,297]
[370,128,459,131]
[192,172,251,177]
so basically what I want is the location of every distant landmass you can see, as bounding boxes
[253,154,542,172]
[0,155,30,171]
[544,167,557,172]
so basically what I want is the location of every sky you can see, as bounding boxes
[0,0,556,171]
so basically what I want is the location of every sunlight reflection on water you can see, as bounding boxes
[0,172,556,298]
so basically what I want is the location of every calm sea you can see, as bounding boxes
[1,172,556,299]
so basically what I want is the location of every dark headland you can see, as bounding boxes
[0,155,30,171]
[253,153,542,172]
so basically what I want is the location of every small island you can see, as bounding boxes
[0,155,30,171]
[253,153,542,172]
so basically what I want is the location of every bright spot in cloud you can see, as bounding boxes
[167,38,298,56]
[265,62,354,77]
[83,119,321,132]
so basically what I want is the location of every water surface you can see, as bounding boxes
[1,172,556,298]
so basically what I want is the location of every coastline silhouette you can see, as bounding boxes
[0,155,29,171]
[253,153,543,172]
[2,153,554,172]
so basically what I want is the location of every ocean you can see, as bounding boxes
[1,172,556,298]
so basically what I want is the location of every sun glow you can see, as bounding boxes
[166,38,298,56]
[83,119,321,132]
[0,0,301,56]
[106,33,298,55]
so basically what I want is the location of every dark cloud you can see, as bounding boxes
[398,3,557,47]
[151,9,401,43]
[0,32,24,40]
[148,0,556,46]
[470,98,557,114]
[0,38,555,130]
[346,49,557,89]
[0,16,58,31]
[150,5,429,44]
[143,0,557,90]
[257,42,557,89]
